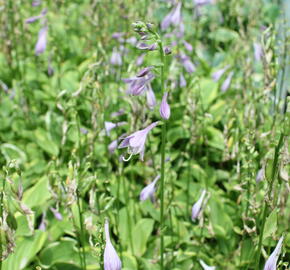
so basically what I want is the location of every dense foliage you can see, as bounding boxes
[0,0,289,269]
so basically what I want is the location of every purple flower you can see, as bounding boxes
[179,74,186,88]
[32,0,41,6]
[124,73,155,96]
[254,42,263,61]
[191,189,206,221]
[38,212,47,231]
[80,127,88,135]
[50,207,62,221]
[110,47,122,66]
[136,53,146,66]
[136,42,157,51]
[180,55,196,73]
[164,46,172,55]
[118,121,159,161]
[199,260,216,270]
[35,26,47,55]
[105,121,126,136]
[183,40,193,52]
[137,66,153,77]
[140,175,160,202]
[256,168,264,183]
[264,236,284,270]
[221,71,234,92]
[160,92,171,120]
[108,139,118,154]
[25,15,42,24]
[194,0,213,6]
[212,66,229,82]
[146,84,156,110]
[111,109,125,118]
[161,2,182,30]
[104,219,122,270]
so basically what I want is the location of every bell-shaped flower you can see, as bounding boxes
[118,121,159,161]
[199,259,216,270]
[104,219,122,270]
[191,189,206,221]
[183,40,193,52]
[50,207,62,220]
[180,54,196,73]
[221,71,234,92]
[110,47,122,66]
[105,121,126,136]
[256,168,264,183]
[146,84,156,110]
[136,53,145,66]
[123,73,155,96]
[179,74,187,88]
[254,42,263,61]
[212,66,229,82]
[35,26,47,55]
[140,175,160,202]
[25,15,42,24]
[161,2,182,30]
[160,92,170,120]
[263,236,284,270]
[137,66,153,77]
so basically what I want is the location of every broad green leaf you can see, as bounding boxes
[2,230,47,270]
[23,177,51,209]
[34,128,59,156]
[132,218,154,256]
[263,210,278,241]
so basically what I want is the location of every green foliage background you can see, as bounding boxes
[0,0,289,269]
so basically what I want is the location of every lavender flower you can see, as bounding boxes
[140,175,160,201]
[199,260,216,270]
[111,109,125,118]
[179,74,186,88]
[183,40,193,52]
[136,42,157,51]
[136,53,146,66]
[221,71,234,92]
[194,0,213,6]
[35,26,47,56]
[263,236,284,270]
[160,92,170,120]
[124,73,155,96]
[164,46,172,55]
[105,121,126,136]
[191,189,206,221]
[161,2,182,30]
[256,168,264,183]
[50,207,62,221]
[25,15,42,24]
[146,84,156,109]
[254,42,263,61]
[137,66,153,77]
[108,139,118,154]
[212,66,229,82]
[110,47,122,66]
[180,55,196,73]
[38,212,46,231]
[104,219,122,270]
[32,0,41,6]
[118,121,159,161]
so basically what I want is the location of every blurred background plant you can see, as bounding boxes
[0,0,289,269]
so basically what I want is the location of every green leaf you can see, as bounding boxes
[209,28,239,43]
[199,79,218,108]
[132,218,154,256]
[2,230,47,270]
[22,177,51,209]
[263,209,278,241]
[34,128,59,156]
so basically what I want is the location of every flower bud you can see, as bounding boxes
[160,92,171,120]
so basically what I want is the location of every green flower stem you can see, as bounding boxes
[255,132,284,269]
[158,40,166,270]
